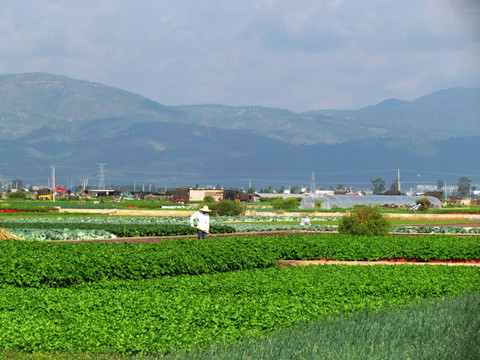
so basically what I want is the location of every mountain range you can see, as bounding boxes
[0,72,479,190]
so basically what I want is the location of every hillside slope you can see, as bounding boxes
[1,73,478,145]
[0,73,478,188]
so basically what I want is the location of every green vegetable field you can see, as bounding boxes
[1,214,479,241]
[0,232,479,358]
[1,264,479,356]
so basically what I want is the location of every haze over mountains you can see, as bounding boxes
[0,73,478,190]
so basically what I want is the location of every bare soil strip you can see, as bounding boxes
[276,260,480,267]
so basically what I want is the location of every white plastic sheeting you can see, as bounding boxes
[300,195,442,210]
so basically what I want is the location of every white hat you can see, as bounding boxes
[199,205,212,212]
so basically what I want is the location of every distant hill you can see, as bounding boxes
[309,87,480,142]
[0,72,179,140]
[0,73,478,188]
[2,73,478,145]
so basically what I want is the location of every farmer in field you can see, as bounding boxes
[300,216,311,226]
[190,205,212,239]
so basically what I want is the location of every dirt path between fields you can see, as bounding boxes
[276,259,480,267]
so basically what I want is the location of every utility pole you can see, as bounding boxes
[397,169,401,192]
[98,163,106,189]
[51,165,56,202]
[310,172,316,194]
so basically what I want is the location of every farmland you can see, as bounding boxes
[0,199,479,358]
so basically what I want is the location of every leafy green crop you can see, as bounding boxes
[0,222,235,238]
[0,238,275,287]
[0,266,478,355]
[0,234,478,288]
[6,229,117,241]
[157,293,480,360]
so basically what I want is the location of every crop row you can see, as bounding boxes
[0,265,478,355]
[2,215,479,240]
[5,228,117,241]
[392,225,480,234]
[0,215,338,224]
[1,222,236,239]
[4,224,480,241]
[0,237,275,287]
[1,234,479,288]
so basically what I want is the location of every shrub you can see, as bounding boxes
[203,195,215,203]
[6,191,27,200]
[315,200,322,210]
[338,205,392,236]
[260,197,281,203]
[415,197,431,211]
[272,197,300,210]
[208,200,245,216]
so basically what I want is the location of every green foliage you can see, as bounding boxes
[314,199,322,210]
[457,176,471,199]
[207,200,245,216]
[0,238,276,287]
[415,197,432,211]
[268,234,480,261]
[370,178,386,195]
[203,195,215,203]
[6,191,27,200]
[1,234,478,288]
[159,293,480,360]
[271,197,299,210]
[338,205,392,236]
[259,196,280,202]
[0,266,478,355]
[6,228,116,241]
[392,226,480,234]
[430,208,480,214]
[0,203,58,212]
[0,221,235,238]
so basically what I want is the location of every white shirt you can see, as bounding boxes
[190,211,210,232]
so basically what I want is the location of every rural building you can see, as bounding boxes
[189,189,224,202]
[84,189,121,197]
[423,191,443,201]
[171,188,189,202]
[224,190,240,201]
[239,193,255,202]
[131,191,166,199]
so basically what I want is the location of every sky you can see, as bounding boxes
[1,0,479,112]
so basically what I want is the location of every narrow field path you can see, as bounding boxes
[276,259,480,267]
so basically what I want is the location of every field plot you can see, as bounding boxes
[0,208,479,358]
[0,265,479,357]
[1,213,480,240]
[0,230,479,358]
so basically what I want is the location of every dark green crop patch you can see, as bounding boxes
[0,234,479,288]
[0,266,478,355]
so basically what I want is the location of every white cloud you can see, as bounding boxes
[0,0,478,111]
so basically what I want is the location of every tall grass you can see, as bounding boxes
[153,292,480,360]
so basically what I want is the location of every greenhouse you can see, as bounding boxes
[300,194,442,210]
